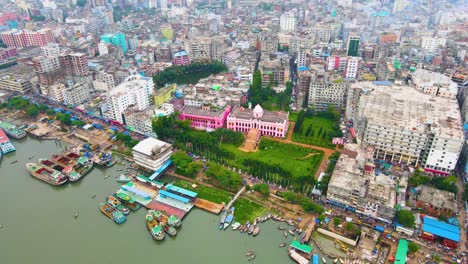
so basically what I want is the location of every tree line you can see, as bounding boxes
[152,61,227,88]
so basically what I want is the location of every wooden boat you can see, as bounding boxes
[145,212,164,240]
[115,192,141,211]
[246,250,254,256]
[334,259,339,263]
[252,225,260,236]
[279,243,287,247]
[284,231,288,237]
[248,254,256,261]
[106,195,130,215]
[248,224,254,235]
[339,258,344,263]
[288,229,295,236]
[100,202,126,224]
[39,158,82,182]
[160,221,177,236]
[278,226,286,230]
[50,153,76,167]
[322,257,327,263]
[232,222,241,230]
[26,163,68,185]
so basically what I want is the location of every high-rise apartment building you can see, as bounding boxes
[308,74,349,111]
[41,43,60,57]
[59,52,89,77]
[63,82,90,106]
[98,41,109,55]
[344,57,359,79]
[32,55,61,86]
[392,0,408,14]
[346,34,360,57]
[187,37,224,62]
[420,37,446,54]
[103,75,154,124]
[173,50,190,66]
[0,28,54,48]
[348,82,464,175]
[280,12,296,32]
[100,33,127,53]
[93,72,115,92]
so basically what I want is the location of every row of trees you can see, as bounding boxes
[248,70,292,111]
[409,171,458,194]
[252,183,270,197]
[205,161,243,192]
[152,61,227,87]
[281,191,325,214]
[171,150,203,178]
[116,132,139,148]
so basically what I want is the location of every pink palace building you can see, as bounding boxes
[227,105,289,138]
[179,105,232,130]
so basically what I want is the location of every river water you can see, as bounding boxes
[0,137,336,264]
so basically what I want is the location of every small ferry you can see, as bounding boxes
[168,215,181,228]
[106,195,130,215]
[100,203,126,224]
[160,221,177,236]
[114,192,141,211]
[146,212,165,241]
[0,129,15,154]
[116,174,132,183]
[26,163,68,185]
[0,121,26,139]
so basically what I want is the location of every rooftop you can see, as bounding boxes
[180,105,228,118]
[229,105,289,124]
[132,137,172,157]
[394,239,408,264]
[418,185,457,211]
[422,216,460,242]
[353,82,464,140]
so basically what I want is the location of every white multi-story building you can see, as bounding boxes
[348,82,464,175]
[308,76,349,111]
[48,83,65,102]
[392,0,408,14]
[41,43,60,57]
[410,69,458,99]
[93,72,115,92]
[187,36,225,62]
[297,49,307,70]
[344,57,359,79]
[280,12,296,32]
[103,75,153,124]
[421,37,446,54]
[132,137,173,171]
[98,41,109,55]
[63,83,90,106]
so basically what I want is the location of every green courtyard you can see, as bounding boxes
[221,138,323,186]
[290,109,343,149]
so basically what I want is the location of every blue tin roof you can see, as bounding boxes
[174,50,188,57]
[422,216,460,242]
[166,184,198,198]
[159,190,190,204]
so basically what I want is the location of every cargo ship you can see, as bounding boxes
[74,157,94,178]
[114,192,141,211]
[38,158,82,182]
[51,153,76,167]
[0,129,15,155]
[0,121,26,139]
[99,202,126,224]
[26,163,68,185]
[146,212,165,240]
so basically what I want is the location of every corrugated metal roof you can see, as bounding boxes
[422,216,460,242]
[290,240,312,254]
[394,239,408,264]
[166,184,198,198]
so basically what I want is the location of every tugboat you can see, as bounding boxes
[26,163,68,185]
[106,195,130,215]
[168,215,182,228]
[99,203,126,224]
[146,212,165,241]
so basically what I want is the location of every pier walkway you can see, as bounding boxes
[225,186,246,211]
[301,220,316,243]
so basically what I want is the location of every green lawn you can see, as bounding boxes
[232,198,268,224]
[289,112,299,122]
[173,179,232,204]
[292,116,339,149]
[221,139,323,180]
[173,179,266,224]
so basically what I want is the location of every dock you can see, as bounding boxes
[301,220,316,243]
[194,198,224,214]
[224,186,246,211]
